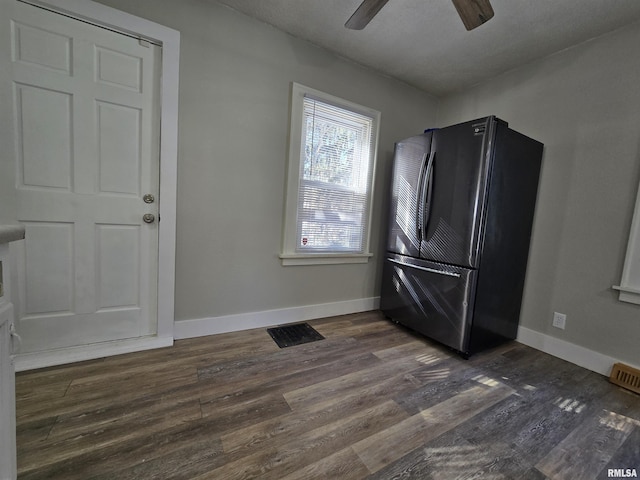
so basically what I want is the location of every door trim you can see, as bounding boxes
[13,0,180,357]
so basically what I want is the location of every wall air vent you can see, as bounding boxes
[609,363,640,395]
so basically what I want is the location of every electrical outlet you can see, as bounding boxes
[552,312,566,329]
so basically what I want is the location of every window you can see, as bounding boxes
[281,83,380,265]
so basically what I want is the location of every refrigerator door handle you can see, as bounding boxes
[415,152,429,240]
[387,257,461,278]
[421,151,436,237]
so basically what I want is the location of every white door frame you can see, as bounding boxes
[12,0,180,370]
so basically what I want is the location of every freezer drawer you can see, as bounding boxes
[380,254,477,354]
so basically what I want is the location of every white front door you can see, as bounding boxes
[7,1,161,353]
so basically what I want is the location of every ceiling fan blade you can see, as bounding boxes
[345,0,390,30]
[451,0,494,30]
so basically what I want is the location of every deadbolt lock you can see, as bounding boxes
[143,194,155,204]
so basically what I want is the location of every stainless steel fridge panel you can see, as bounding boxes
[420,117,496,268]
[380,254,476,353]
[386,133,432,258]
[468,122,544,353]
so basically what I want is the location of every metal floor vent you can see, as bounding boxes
[609,363,640,395]
[267,322,324,348]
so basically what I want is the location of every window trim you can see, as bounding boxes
[613,178,640,304]
[280,83,380,266]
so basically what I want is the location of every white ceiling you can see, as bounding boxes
[212,0,640,96]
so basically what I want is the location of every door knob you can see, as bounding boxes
[143,213,155,223]
[10,323,22,353]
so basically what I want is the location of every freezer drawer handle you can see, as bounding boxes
[387,258,461,278]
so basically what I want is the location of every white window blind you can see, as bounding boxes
[297,96,374,253]
[281,83,380,265]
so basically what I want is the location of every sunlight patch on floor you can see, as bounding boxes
[414,353,442,365]
[421,368,451,382]
[599,409,640,432]
[473,374,502,388]
[553,397,587,414]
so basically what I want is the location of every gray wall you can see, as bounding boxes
[437,21,640,367]
[95,0,438,321]
[96,0,640,366]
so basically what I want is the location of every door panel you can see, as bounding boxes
[22,222,73,315]
[16,84,73,190]
[12,19,72,73]
[8,2,160,353]
[386,133,432,258]
[420,117,494,268]
[96,225,140,309]
[97,101,142,195]
[95,46,143,91]
[381,253,476,353]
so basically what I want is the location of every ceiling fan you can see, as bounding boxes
[345,0,494,31]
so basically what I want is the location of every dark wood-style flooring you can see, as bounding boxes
[15,311,640,479]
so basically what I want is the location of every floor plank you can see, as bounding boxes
[14,311,640,479]
[536,399,640,480]
[198,400,409,480]
[353,382,515,473]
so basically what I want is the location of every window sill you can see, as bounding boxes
[612,285,640,305]
[279,253,373,266]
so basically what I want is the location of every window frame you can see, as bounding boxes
[280,83,380,266]
[613,178,640,304]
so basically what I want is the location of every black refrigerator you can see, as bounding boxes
[380,116,543,357]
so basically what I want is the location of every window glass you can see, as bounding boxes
[297,97,374,252]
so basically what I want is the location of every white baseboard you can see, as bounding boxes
[174,297,381,340]
[14,297,380,371]
[14,335,174,372]
[516,326,639,376]
[18,305,622,377]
